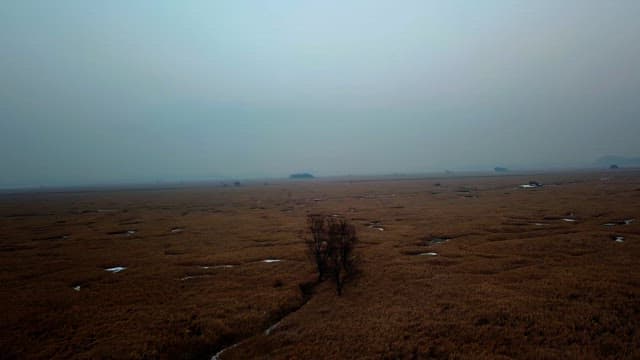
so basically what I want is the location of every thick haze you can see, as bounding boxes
[2,1,640,187]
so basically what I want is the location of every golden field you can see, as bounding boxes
[1,170,639,359]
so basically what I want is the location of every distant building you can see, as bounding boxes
[494,167,508,172]
[289,173,314,179]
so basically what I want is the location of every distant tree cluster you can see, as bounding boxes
[306,214,358,295]
[290,173,314,179]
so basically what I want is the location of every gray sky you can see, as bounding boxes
[2,1,640,187]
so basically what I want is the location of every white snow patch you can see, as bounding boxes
[262,259,282,263]
[213,265,235,269]
[105,266,127,273]
[562,218,577,222]
[180,274,214,281]
[211,340,246,360]
[367,221,385,231]
[604,219,634,226]
[418,252,438,256]
[73,285,81,291]
[615,236,625,243]
[200,265,234,269]
[264,320,282,335]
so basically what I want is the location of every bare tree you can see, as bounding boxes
[307,214,329,281]
[305,214,358,295]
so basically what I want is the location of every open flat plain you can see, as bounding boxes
[1,170,639,359]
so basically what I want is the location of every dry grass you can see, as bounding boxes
[1,170,640,359]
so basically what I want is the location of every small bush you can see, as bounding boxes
[306,214,358,295]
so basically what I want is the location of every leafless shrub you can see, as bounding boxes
[306,214,358,295]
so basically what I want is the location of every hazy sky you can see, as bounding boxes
[2,1,640,187]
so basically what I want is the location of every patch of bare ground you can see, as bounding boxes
[1,170,640,358]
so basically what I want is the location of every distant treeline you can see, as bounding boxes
[290,173,314,179]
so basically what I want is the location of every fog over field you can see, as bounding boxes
[2,1,640,187]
